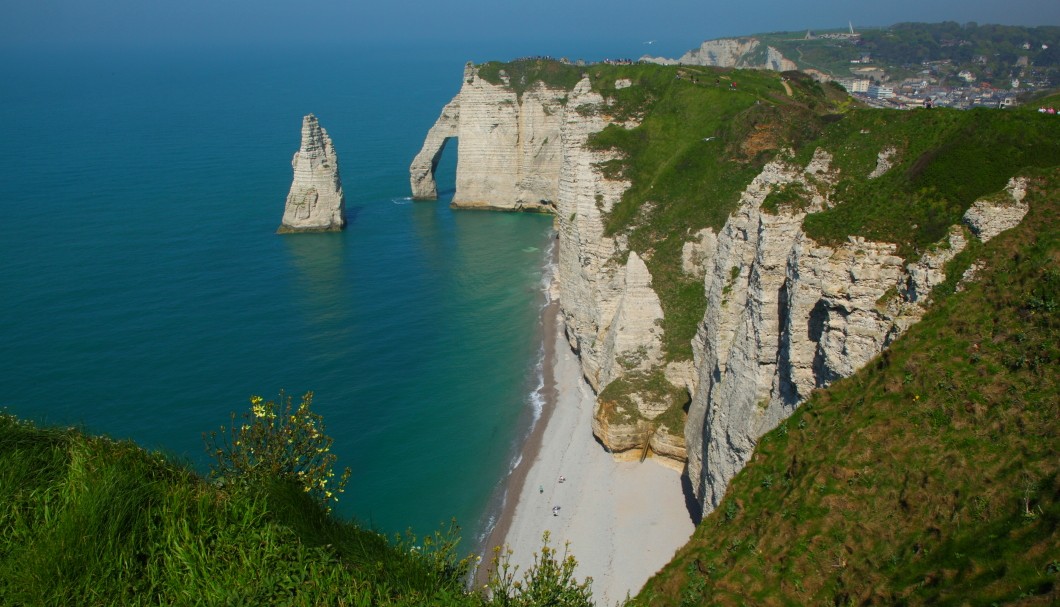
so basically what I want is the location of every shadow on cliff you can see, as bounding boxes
[681,472,703,525]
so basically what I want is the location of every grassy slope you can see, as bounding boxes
[636,170,1059,606]
[0,416,477,606]
[800,107,1060,260]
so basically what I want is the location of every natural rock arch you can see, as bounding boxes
[410,99,460,200]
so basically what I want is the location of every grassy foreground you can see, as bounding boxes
[0,412,592,606]
[635,170,1059,605]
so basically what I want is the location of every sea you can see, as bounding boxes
[0,41,639,548]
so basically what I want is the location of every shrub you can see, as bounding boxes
[486,532,594,607]
[203,391,351,511]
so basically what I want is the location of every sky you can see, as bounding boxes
[2,0,1059,57]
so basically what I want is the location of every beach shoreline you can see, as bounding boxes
[474,296,560,581]
[477,295,697,605]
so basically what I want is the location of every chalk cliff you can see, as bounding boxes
[410,64,565,211]
[413,65,685,461]
[279,114,345,233]
[642,38,797,72]
[412,61,1034,512]
[684,160,1033,512]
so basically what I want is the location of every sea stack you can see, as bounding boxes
[278,114,346,233]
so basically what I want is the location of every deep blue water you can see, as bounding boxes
[0,45,557,545]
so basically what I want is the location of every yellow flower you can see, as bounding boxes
[252,404,266,418]
[250,396,263,405]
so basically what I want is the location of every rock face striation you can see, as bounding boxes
[642,38,797,72]
[410,64,565,212]
[279,114,345,233]
[412,63,1033,512]
[684,160,1033,512]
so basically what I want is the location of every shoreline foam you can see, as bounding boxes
[477,257,696,605]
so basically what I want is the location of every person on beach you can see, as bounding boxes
[559,475,566,483]
[539,485,543,494]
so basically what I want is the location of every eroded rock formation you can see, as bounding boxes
[684,156,1033,512]
[279,114,345,233]
[410,64,565,211]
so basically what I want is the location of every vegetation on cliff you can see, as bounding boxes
[798,106,1060,260]
[635,170,1059,605]
[0,395,594,606]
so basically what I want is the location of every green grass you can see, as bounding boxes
[0,416,484,605]
[476,59,584,98]
[800,107,1060,260]
[634,169,1060,606]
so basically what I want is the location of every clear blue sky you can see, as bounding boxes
[3,0,1058,56]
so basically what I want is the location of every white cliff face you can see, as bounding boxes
[553,77,636,391]
[598,252,666,386]
[279,114,345,233]
[409,64,565,211]
[642,38,797,72]
[410,97,461,200]
[410,69,668,405]
[685,155,1034,513]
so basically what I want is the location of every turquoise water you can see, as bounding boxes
[0,46,555,544]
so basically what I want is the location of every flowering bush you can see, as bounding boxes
[486,532,593,607]
[204,391,351,510]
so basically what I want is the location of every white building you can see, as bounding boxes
[867,85,894,99]
[838,78,870,93]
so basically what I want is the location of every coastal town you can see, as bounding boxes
[834,54,1055,109]
[805,25,1057,109]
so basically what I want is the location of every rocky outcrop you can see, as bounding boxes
[868,147,897,179]
[685,157,1034,513]
[962,177,1030,242]
[410,64,565,211]
[681,228,717,280]
[279,114,345,233]
[642,38,798,72]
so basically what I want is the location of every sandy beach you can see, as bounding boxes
[479,305,696,606]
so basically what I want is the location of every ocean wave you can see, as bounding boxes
[390,196,413,205]
[527,343,546,425]
[539,234,558,307]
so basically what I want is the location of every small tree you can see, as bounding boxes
[204,391,351,511]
